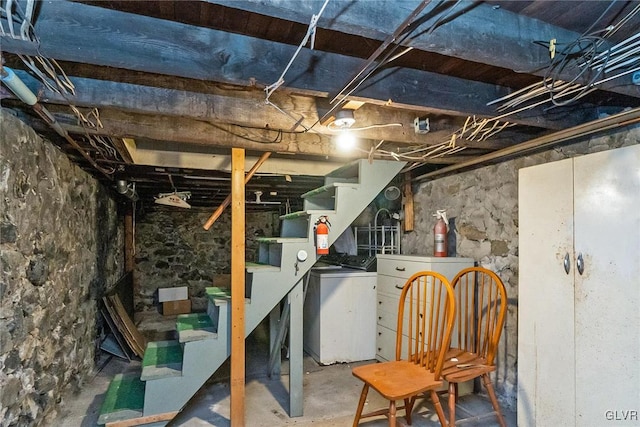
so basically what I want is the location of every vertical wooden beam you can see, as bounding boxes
[230,148,246,426]
[124,207,135,273]
[403,172,414,232]
[124,206,137,308]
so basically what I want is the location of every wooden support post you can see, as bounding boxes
[121,203,140,310]
[203,152,271,230]
[124,207,135,272]
[288,279,304,417]
[230,148,246,427]
[403,172,414,232]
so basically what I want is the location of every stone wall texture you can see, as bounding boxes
[135,208,277,312]
[402,125,639,408]
[0,110,124,426]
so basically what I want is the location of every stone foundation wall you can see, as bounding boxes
[134,208,277,312]
[0,110,124,426]
[402,126,638,408]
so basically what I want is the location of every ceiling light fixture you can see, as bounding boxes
[155,174,192,208]
[332,109,356,129]
[155,192,192,208]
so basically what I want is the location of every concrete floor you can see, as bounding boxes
[55,311,516,427]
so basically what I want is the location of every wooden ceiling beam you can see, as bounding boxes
[0,1,593,131]
[13,70,465,146]
[205,0,639,100]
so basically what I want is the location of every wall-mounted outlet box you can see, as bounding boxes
[414,117,430,134]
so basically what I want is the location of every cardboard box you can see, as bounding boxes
[158,286,188,303]
[162,299,191,316]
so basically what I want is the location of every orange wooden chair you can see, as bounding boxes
[352,271,456,427]
[442,267,507,426]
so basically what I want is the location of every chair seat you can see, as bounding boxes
[442,348,496,383]
[352,360,443,401]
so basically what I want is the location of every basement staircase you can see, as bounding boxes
[98,159,406,426]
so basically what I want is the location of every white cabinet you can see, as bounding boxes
[518,144,640,427]
[375,254,473,362]
[303,269,377,364]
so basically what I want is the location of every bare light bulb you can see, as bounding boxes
[335,131,356,151]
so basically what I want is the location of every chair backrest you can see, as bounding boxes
[450,267,507,365]
[395,271,456,379]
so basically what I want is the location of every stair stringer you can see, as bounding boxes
[142,302,229,415]
[311,160,406,250]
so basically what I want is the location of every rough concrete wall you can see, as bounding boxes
[135,208,277,312]
[402,126,639,408]
[0,110,124,426]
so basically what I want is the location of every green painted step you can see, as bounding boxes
[206,286,231,299]
[98,373,144,425]
[301,182,357,199]
[176,312,216,343]
[325,160,359,178]
[255,237,307,244]
[141,340,183,381]
[279,210,334,220]
[246,262,280,273]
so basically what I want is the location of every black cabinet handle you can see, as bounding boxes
[395,266,406,271]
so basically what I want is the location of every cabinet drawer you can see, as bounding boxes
[377,293,415,331]
[376,305,398,331]
[376,325,415,362]
[377,274,409,298]
[377,259,424,279]
[377,293,399,315]
[376,325,397,362]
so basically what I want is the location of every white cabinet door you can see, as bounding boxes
[573,145,640,426]
[518,144,640,427]
[518,158,576,427]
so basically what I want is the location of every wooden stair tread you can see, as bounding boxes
[255,237,307,243]
[205,286,231,299]
[98,373,144,425]
[245,262,280,273]
[176,313,216,343]
[279,210,335,220]
[325,160,360,178]
[141,340,183,381]
[301,182,358,198]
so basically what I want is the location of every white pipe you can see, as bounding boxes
[0,66,37,105]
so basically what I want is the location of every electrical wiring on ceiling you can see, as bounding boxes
[2,0,127,177]
[346,116,515,172]
[490,1,640,115]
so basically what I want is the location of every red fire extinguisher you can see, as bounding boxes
[315,216,331,255]
[433,210,449,257]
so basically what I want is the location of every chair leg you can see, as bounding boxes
[353,384,369,427]
[482,374,506,427]
[448,382,457,427]
[404,397,415,425]
[430,389,448,427]
[389,400,397,427]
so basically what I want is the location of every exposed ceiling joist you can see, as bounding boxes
[2,0,639,208]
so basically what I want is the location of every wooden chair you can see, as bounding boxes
[352,271,456,427]
[442,267,507,427]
